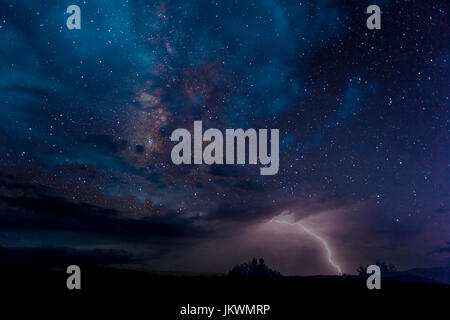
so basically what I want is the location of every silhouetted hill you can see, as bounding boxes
[0,264,448,318]
[390,266,450,284]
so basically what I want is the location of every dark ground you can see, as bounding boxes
[1,264,448,318]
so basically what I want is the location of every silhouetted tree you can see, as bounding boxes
[228,258,281,276]
[357,261,396,276]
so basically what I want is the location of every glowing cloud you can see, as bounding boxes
[270,218,343,275]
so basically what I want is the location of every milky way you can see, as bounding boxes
[0,0,448,275]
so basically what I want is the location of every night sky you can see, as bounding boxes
[0,0,448,276]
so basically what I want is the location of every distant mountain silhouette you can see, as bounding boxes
[389,267,450,284]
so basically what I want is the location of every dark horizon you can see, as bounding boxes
[0,0,449,279]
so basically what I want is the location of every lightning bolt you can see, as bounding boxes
[271,219,343,275]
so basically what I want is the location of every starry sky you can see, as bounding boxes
[0,0,448,275]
